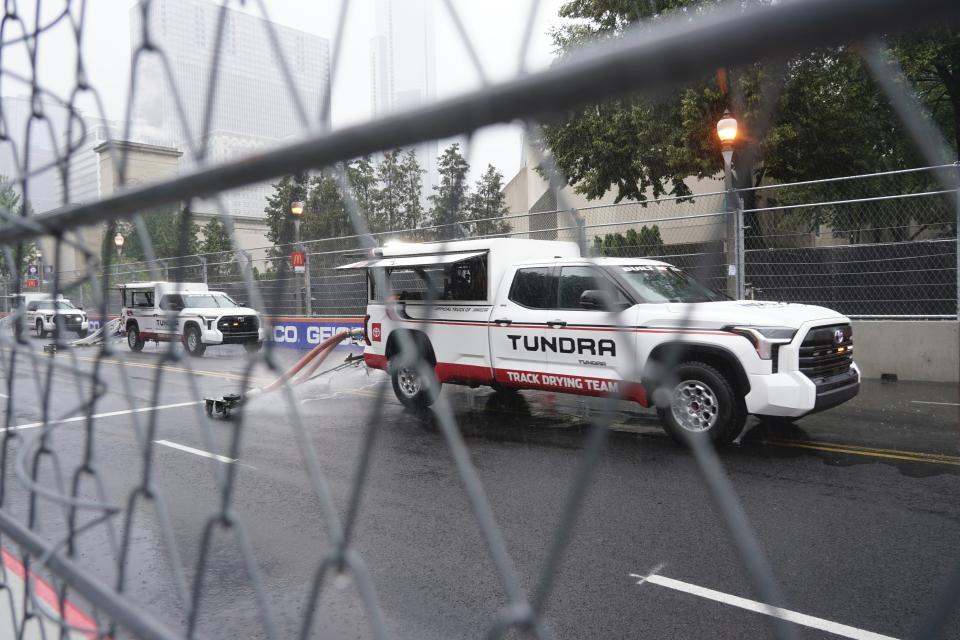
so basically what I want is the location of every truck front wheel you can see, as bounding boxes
[183,326,206,357]
[127,324,145,352]
[390,357,440,409]
[656,361,745,446]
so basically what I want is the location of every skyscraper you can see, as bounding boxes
[130,0,330,224]
[370,0,438,198]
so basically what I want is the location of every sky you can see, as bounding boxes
[4,0,571,185]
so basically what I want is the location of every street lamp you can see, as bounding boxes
[716,109,738,190]
[717,109,741,300]
[114,232,125,256]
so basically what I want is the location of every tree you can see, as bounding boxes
[428,143,471,239]
[119,206,199,263]
[374,149,404,233]
[0,178,37,280]
[303,170,352,241]
[467,164,511,236]
[542,1,959,235]
[264,172,310,249]
[399,149,425,231]
[346,156,378,231]
[199,217,239,281]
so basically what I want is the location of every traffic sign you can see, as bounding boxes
[26,264,38,277]
[25,278,38,289]
[291,250,306,274]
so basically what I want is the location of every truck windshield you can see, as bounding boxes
[38,301,77,310]
[181,293,236,308]
[613,264,725,303]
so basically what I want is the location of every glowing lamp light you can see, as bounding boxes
[114,233,125,250]
[716,110,738,145]
[290,200,305,217]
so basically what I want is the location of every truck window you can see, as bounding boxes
[131,291,154,308]
[26,302,38,311]
[557,266,630,310]
[508,267,556,309]
[369,256,489,303]
[159,294,184,310]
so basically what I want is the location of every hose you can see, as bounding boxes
[246,328,362,398]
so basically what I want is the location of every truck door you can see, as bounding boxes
[488,266,554,388]
[129,289,157,338]
[545,265,639,394]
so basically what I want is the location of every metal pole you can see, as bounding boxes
[200,256,208,284]
[294,218,303,316]
[571,209,586,256]
[304,250,312,317]
[955,161,959,319]
[722,148,738,299]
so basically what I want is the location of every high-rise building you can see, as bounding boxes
[370,0,438,198]
[130,0,330,227]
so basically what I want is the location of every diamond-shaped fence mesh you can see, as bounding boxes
[0,1,955,639]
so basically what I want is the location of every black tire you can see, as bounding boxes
[389,356,440,409]
[36,320,47,339]
[127,323,145,352]
[75,329,88,339]
[656,361,746,446]
[243,341,263,353]
[183,325,206,357]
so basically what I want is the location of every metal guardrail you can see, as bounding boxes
[0,1,957,639]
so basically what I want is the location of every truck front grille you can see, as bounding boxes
[217,315,258,335]
[799,323,853,381]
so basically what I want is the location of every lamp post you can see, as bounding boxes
[114,233,125,283]
[716,110,742,299]
[36,252,43,293]
[290,200,305,315]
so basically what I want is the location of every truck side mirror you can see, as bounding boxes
[580,289,613,311]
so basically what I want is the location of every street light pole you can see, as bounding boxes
[717,110,741,300]
[290,200,305,316]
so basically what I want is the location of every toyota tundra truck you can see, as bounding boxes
[120,282,265,356]
[340,238,860,445]
[15,293,89,338]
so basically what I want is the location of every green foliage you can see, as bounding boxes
[592,226,664,257]
[543,1,960,214]
[0,178,38,279]
[118,206,199,263]
[399,149,425,230]
[304,171,352,240]
[429,143,471,238]
[467,164,511,236]
[199,217,239,281]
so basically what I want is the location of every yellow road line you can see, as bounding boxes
[71,355,256,382]
[764,439,960,466]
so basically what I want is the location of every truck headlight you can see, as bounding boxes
[727,326,797,360]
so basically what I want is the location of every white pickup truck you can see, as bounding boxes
[120,282,264,356]
[341,238,860,444]
[15,293,89,338]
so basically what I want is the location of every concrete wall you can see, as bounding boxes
[852,320,958,383]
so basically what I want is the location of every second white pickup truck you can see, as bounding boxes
[340,238,860,445]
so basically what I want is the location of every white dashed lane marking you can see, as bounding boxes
[154,439,235,464]
[630,572,899,640]
[1,401,202,433]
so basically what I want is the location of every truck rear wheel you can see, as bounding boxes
[390,357,440,409]
[184,325,206,357]
[656,361,745,446]
[127,324,145,352]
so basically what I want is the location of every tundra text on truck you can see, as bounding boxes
[120,282,264,356]
[341,239,860,444]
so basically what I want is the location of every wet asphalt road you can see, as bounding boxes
[2,337,959,639]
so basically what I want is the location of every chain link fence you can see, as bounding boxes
[0,1,957,639]
[42,164,957,320]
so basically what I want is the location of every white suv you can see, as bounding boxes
[120,282,264,357]
[23,296,89,338]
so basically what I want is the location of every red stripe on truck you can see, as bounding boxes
[362,353,649,406]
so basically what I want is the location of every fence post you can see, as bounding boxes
[955,161,959,320]
[304,251,312,317]
[570,208,586,256]
[736,193,745,300]
[724,187,738,299]
[199,256,207,284]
